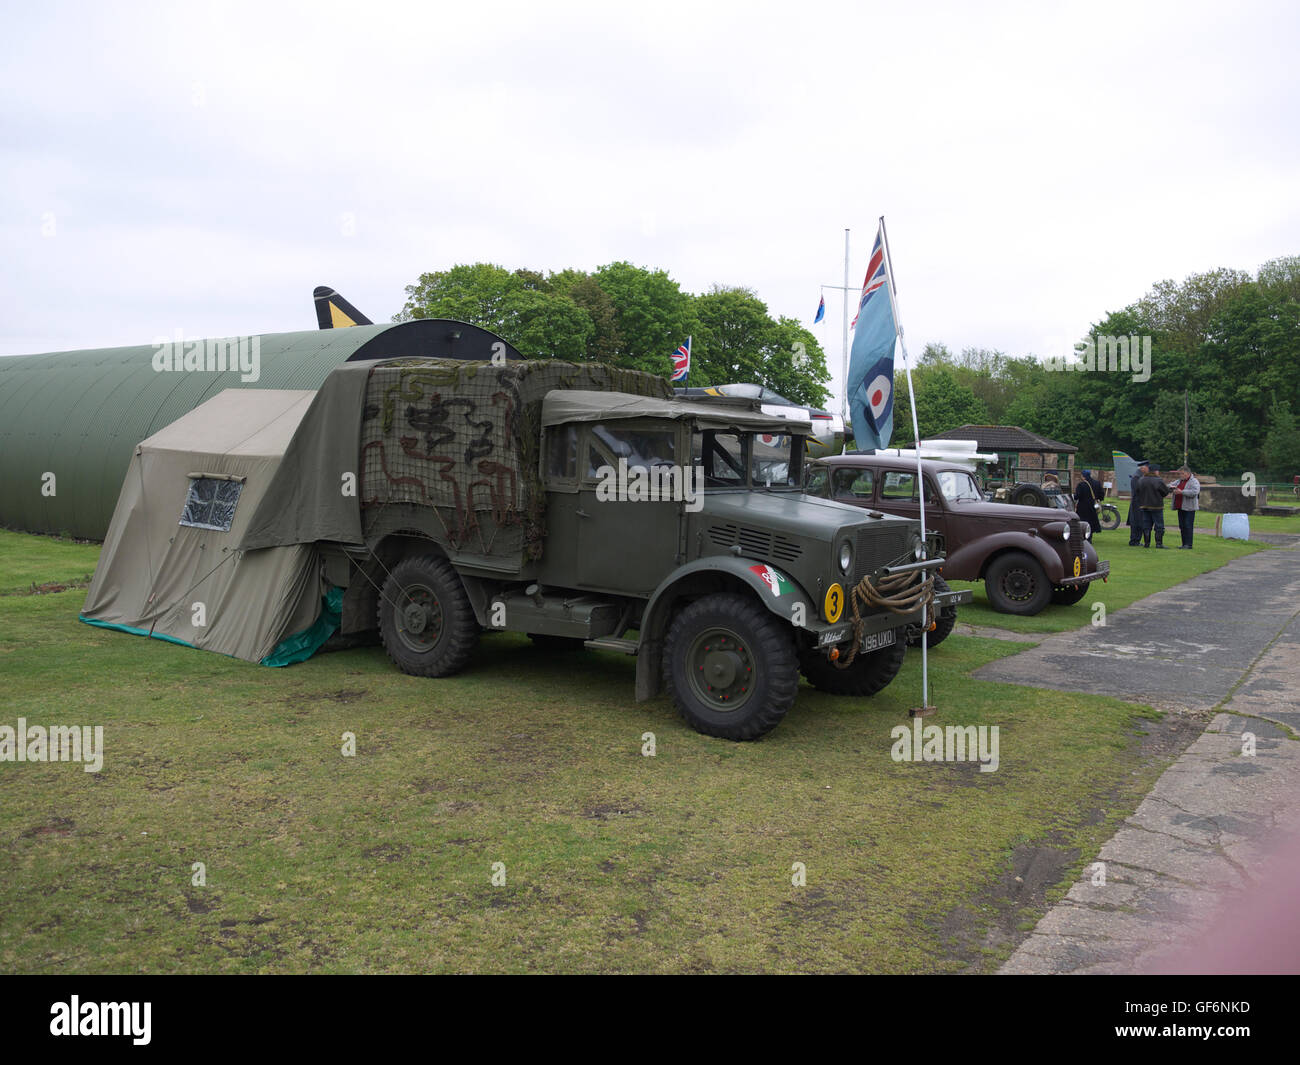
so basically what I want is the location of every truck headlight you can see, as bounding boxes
[838,540,852,574]
[910,534,924,560]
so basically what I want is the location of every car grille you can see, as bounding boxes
[854,525,913,585]
[1069,519,1085,560]
[707,524,803,563]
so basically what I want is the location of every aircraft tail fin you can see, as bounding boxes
[314,286,373,329]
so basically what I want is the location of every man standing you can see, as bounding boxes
[1074,468,1102,534]
[1127,464,1145,546]
[1170,467,1201,548]
[1133,463,1171,548]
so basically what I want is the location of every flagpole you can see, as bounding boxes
[879,215,930,711]
[841,228,850,438]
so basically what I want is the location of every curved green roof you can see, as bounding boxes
[1,324,407,539]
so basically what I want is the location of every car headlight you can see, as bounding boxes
[838,540,853,574]
[1062,525,1070,541]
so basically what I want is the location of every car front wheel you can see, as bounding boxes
[985,552,1052,615]
[1050,583,1090,606]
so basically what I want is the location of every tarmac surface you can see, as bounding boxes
[986,532,1300,974]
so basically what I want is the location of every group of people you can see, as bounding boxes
[1068,463,1201,549]
[1124,462,1201,549]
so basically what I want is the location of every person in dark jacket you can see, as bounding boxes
[1133,464,1171,547]
[1127,464,1146,545]
[1074,468,1102,534]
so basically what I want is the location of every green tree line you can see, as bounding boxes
[894,256,1300,477]
[396,262,832,408]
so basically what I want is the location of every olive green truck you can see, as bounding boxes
[256,358,968,740]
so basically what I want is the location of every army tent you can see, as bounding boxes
[80,388,342,665]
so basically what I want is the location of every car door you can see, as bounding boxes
[877,469,946,544]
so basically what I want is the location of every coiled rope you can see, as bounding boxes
[833,568,935,669]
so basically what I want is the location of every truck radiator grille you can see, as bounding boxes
[854,526,913,585]
[707,524,803,563]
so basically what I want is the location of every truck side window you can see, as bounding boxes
[547,425,578,480]
[832,468,873,501]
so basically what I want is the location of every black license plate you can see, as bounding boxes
[860,628,897,653]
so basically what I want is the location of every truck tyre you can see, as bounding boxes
[985,552,1052,615]
[905,574,958,649]
[800,637,906,696]
[378,553,479,677]
[1050,583,1090,606]
[664,593,798,741]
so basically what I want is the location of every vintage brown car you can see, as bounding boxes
[807,454,1109,616]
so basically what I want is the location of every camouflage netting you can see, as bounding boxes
[359,359,672,561]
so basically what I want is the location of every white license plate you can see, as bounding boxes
[860,628,897,653]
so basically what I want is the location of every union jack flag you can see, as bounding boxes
[671,337,691,382]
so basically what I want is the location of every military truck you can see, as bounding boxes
[245,358,968,740]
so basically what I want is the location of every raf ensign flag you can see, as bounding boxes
[846,223,897,451]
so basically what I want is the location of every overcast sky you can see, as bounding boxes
[3,0,1297,403]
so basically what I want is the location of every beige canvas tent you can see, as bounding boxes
[80,388,341,665]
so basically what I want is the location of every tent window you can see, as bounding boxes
[180,477,243,532]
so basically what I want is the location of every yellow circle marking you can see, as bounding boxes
[1073,557,1082,577]
[824,583,844,623]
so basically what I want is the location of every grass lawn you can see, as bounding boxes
[949,527,1270,634]
[0,528,102,594]
[0,531,1198,973]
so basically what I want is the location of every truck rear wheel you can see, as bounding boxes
[985,552,1052,616]
[664,593,798,741]
[800,637,906,696]
[905,574,958,649]
[378,554,479,677]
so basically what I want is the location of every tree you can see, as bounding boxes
[1140,391,1248,475]
[394,262,596,360]
[763,317,831,408]
[1264,399,1300,477]
[895,366,990,440]
[593,262,697,375]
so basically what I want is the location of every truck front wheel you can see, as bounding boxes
[800,637,906,696]
[378,554,479,677]
[664,593,798,741]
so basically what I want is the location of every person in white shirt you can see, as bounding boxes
[1170,467,1201,549]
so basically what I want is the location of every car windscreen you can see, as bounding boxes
[936,469,982,502]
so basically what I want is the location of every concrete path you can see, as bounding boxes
[991,539,1300,973]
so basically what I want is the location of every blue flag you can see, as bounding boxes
[814,295,825,324]
[846,223,896,451]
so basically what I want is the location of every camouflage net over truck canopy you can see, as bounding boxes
[359,358,673,561]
